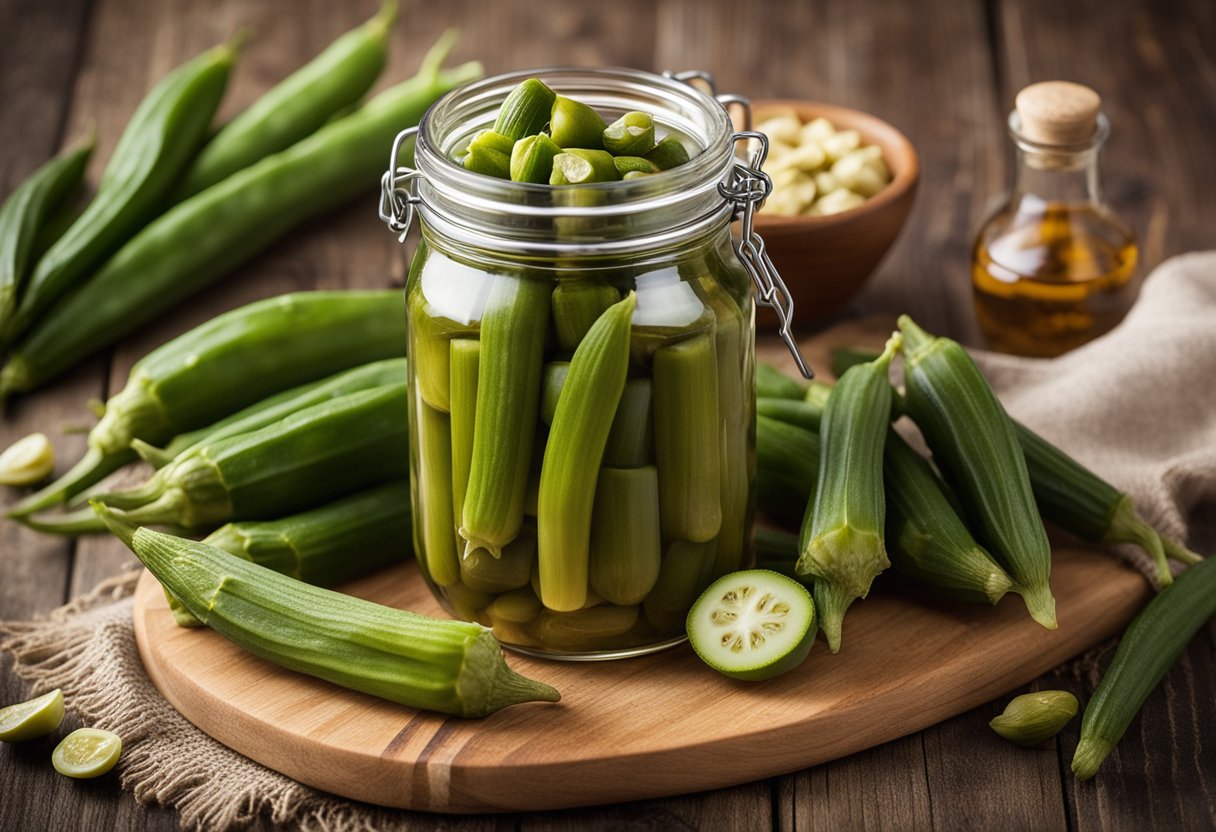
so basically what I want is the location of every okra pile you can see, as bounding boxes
[408,231,754,653]
[453,77,693,184]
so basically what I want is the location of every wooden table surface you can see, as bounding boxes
[1,0,1213,829]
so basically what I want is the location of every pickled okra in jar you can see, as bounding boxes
[396,71,767,657]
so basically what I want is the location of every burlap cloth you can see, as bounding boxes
[3,253,1214,831]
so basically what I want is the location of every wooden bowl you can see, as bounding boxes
[743,100,919,329]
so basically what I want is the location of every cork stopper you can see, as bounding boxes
[1015,81,1101,145]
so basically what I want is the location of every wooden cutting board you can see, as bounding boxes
[133,549,1148,814]
[130,318,1151,812]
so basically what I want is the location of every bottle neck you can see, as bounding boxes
[1008,111,1108,211]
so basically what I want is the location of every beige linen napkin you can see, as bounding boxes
[2,253,1213,831]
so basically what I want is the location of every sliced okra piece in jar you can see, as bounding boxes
[551,278,621,350]
[449,338,480,525]
[465,129,516,157]
[417,397,460,587]
[408,285,476,412]
[461,530,536,593]
[540,361,569,425]
[486,586,544,624]
[643,538,718,633]
[493,78,556,141]
[510,134,562,184]
[589,466,662,605]
[443,580,495,626]
[523,429,545,516]
[550,150,620,185]
[460,272,551,559]
[602,377,654,467]
[537,294,637,612]
[644,135,692,170]
[531,604,641,652]
[653,331,722,542]
[603,112,655,156]
[694,274,752,579]
[550,95,607,149]
[687,570,816,681]
[613,155,660,176]
[463,145,511,179]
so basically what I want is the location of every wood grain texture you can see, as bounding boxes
[132,547,1149,813]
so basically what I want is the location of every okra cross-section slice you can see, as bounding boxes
[589,466,662,605]
[653,331,722,543]
[460,272,551,559]
[537,293,637,612]
[797,334,900,653]
[899,315,1058,630]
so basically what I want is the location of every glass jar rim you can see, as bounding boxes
[410,67,739,257]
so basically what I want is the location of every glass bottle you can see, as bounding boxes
[378,68,808,659]
[972,81,1138,357]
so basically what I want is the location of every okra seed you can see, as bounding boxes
[749,632,765,648]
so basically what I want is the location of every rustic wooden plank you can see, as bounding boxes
[777,736,932,832]
[921,684,1070,830]
[522,784,772,832]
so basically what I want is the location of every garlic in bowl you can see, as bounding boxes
[738,100,919,328]
[758,111,892,217]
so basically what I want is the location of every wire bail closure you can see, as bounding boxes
[379,126,421,241]
[720,131,813,378]
[379,73,812,378]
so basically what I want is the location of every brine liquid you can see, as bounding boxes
[972,202,1138,357]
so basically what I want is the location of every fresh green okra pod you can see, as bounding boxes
[460,273,551,559]
[537,293,637,611]
[96,505,559,717]
[137,357,408,470]
[4,37,240,344]
[0,134,94,334]
[756,362,807,400]
[797,335,899,653]
[48,385,410,532]
[176,1,397,199]
[1073,556,1216,779]
[899,316,1058,630]
[755,415,820,524]
[169,481,411,627]
[884,430,1014,605]
[10,290,408,518]
[0,36,479,399]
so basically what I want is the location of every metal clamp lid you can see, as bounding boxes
[378,71,812,378]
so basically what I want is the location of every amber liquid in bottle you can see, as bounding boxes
[972,200,1138,357]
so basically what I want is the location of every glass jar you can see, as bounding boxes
[380,68,808,659]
